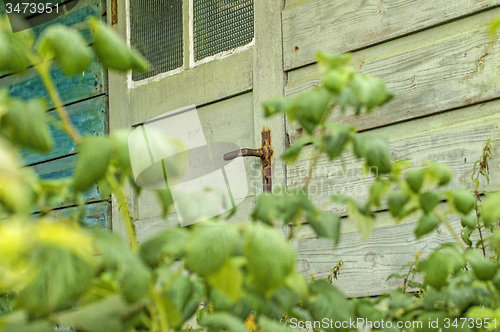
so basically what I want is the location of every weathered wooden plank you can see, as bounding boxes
[0,57,105,109]
[287,100,500,216]
[21,96,107,165]
[282,0,500,70]
[30,0,104,42]
[291,205,465,297]
[32,154,104,204]
[135,92,257,221]
[129,49,253,125]
[0,0,104,78]
[285,9,500,134]
[56,200,110,229]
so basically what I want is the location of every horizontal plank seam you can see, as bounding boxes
[130,88,253,127]
[355,96,500,134]
[32,198,111,216]
[284,4,500,72]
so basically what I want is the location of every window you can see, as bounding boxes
[129,0,254,83]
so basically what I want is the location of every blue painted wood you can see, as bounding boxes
[30,0,104,42]
[32,154,103,203]
[0,57,105,109]
[21,96,108,165]
[59,201,110,229]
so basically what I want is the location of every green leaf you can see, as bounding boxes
[262,96,295,118]
[56,295,139,332]
[323,130,350,160]
[20,246,94,315]
[37,25,93,76]
[419,191,441,213]
[350,74,393,112]
[185,223,238,277]
[110,129,132,172]
[258,316,297,332]
[294,89,331,134]
[415,213,440,239]
[406,169,425,193]
[427,163,452,186]
[201,312,247,332]
[244,224,295,294]
[461,227,473,247]
[206,260,242,301]
[322,66,353,93]
[417,245,465,290]
[305,280,353,327]
[251,188,313,226]
[465,249,497,281]
[88,18,149,72]
[316,52,352,68]
[94,233,151,303]
[449,189,476,215]
[155,188,174,217]
[139,227,189,267]
[281,135,313,164]
[387,191,409,218]
[2,98,53,152]
[73,135,112,192]
[461,214,477,229]
[370,180,390,208]
[306,211,341,245]
[0,16,32,73]
[480,192,500,226]
[365,136,392,174]
[489,15,500,40]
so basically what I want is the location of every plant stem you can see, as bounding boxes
[106,171,139,252]
[31,55,81,144]
[151,288,169,332]
[435,211,467,251]
[475,203,486,257]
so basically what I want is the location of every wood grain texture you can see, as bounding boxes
[21,96,107,165]
[0,57,105,109]
[32,154,104,204]
[287,100,500,216]
[129,49,253,125]
[52,201,110,229]
[135,92,257,221]
[282,0,500,70]
[285,8,500,135]
[291,205,464,297]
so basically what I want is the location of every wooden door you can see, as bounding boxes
[108,0,286,241]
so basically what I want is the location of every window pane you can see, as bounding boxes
[193,0,254,62]
[130,0,183,81]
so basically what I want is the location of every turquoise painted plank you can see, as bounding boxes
[21,96,108,165]
[30,0,104,42]
[32,154,103,204]
[0,56,105,108]
[0,0,104,77]
[58,201,110,229]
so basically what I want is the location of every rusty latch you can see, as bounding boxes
[223,129,273,192]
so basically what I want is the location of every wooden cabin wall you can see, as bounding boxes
[0,0,110,228]
[282,1,500,297]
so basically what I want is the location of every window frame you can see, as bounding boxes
[126,0,255,89]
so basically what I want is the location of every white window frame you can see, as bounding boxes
[126,0,255,89]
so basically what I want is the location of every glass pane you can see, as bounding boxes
[193,0,253,62]
[130,0,183,81]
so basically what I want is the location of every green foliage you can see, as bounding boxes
[0,13,499,332]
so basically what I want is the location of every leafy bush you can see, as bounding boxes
[0,14,499,332]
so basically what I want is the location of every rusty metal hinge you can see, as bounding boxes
[223,129,273,192]
[111,0,118,25]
